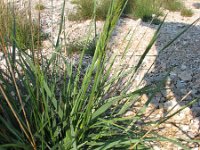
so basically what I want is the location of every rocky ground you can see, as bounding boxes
[1,0,200,149]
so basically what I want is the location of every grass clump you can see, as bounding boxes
[159,0,193,17]
[69,0,193,22]
[181,8,193,17]
[125,0,162,22]
[70,0,161,22]
[67,39,96,56]
[69,0,110,21]
[0,0,199,149]
[35,3,46,11]
[160,0,183,11]
[0,1,41,51]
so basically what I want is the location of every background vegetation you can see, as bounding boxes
[0,1,41,51]
[69,0,193,22]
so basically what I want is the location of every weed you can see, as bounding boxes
[124,0,162,22]
[35,3,46,11]
[69,0,110,21]
[160,0,183,11]
[66,39,96,56]
[0,1,41,51]
[181,8,193,17]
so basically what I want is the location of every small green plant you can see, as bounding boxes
[0,1,41,51]
[35,3,46,11]
[66,39,96,56]
[70,0,162,21]
[160,0,183,11]
[181,8,193,17]
[69,0,110,21]
[125,0,162,22]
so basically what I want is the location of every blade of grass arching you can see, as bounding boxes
[23,54,63,120]
[150,132,191,150]
[91,85,153,120]
[120,16,167,94]
[81,57,106,129]
[137,17,200,87]
[0,143,31,150]
[0,34,36,149]
[117,94,140,115]
[55,0,65,47]
[80,0,109,117]
[90,137,147,150]
[159,17,200,53]
[11,2,16,66]
[120,21,141,60]
[0,84,33,148]
[134,15,167,73]
[72,0,127,116]
[93,0,97,39]
[124,76,167,133]
[0,116,24,142]
[71,19,97,103]
[131,98,199,149]
[102,20,138,91]
[46,0,66,69]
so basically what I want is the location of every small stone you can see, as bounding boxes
[163,99,180,111]
[180,125,189,131]
[181,64,187,70]
[176,80,186,89]
[124,111,135,117]
[178,71,192,81]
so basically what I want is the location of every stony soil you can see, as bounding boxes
[1,0,200,149]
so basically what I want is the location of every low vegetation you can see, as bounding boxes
[69,0,110,20]
[0,0,199,149]
[66,39,96,55]
[0,1,41,51]
[160,0,183,11]
[35,3,46,11]
[69,0,193,21]
[181,8,193,17]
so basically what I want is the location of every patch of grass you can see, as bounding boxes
[181,8,193,17]
[125,0,162,22]
[160,0,183,11]
[0,1,41,51]
[70,0,162,22]
[66,39,96,56]
[69,0,193,22]
[69,0,110,21]
[35,3,46,11]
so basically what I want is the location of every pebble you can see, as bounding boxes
[178,71,193,81]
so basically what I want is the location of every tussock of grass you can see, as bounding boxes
[160,0,183,11]
[69,0,193,22]
[181,8,193,17]
[0,1,41,51]
[0,0,199,149]
[66,39,96,55]
[125,0,162,22]
[35,3,46,11]
[69,0,110,21]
